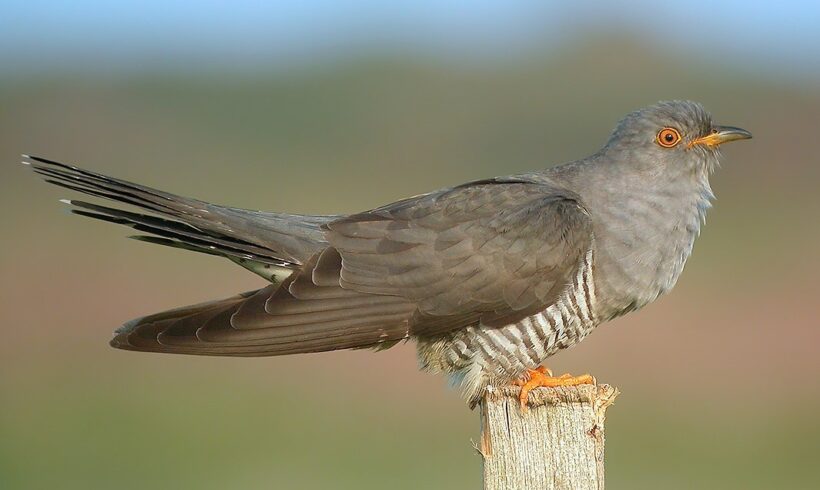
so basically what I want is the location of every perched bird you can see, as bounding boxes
[25,100,751,407]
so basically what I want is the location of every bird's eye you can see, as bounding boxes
[656,127,682,148]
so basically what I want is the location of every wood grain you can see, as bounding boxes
[479,384,619,490]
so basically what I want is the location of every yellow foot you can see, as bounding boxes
[515,367,596,410]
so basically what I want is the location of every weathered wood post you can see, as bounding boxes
[479,384,619,490]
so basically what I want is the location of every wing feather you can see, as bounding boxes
[326,179,592,333]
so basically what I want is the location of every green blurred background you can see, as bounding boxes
[1,2,819,489]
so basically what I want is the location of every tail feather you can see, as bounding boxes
[128,235,221,257]
[32,160,185,215]
[25,154,334,267]
[68,199,288,265]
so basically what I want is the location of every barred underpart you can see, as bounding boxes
[417,249,598,402]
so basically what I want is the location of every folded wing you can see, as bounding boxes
[326,178,593,334]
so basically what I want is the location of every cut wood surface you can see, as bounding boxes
[479,384,619,490]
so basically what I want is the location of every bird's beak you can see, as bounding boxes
[689,125,753,148]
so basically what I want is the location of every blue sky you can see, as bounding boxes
[3,1,819,75]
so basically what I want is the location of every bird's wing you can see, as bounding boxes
[111,178,593,356]
[111,248,418,355]
[326,178,593,336]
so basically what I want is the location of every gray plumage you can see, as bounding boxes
[25,100,751,404]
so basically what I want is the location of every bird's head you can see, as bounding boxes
[603,100,752,174]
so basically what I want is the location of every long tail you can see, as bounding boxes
[26,155,417,356]
[24,154,334,273]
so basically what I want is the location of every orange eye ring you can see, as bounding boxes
[656,127,682,148]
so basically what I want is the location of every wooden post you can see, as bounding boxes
[479,384,619,490]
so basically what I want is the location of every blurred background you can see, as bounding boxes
[1,1,819,489]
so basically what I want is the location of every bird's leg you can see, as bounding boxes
[515,366,596,410]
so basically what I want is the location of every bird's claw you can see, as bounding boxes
[516,367,596,411]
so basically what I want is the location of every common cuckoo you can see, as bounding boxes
[26,100,751,406]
